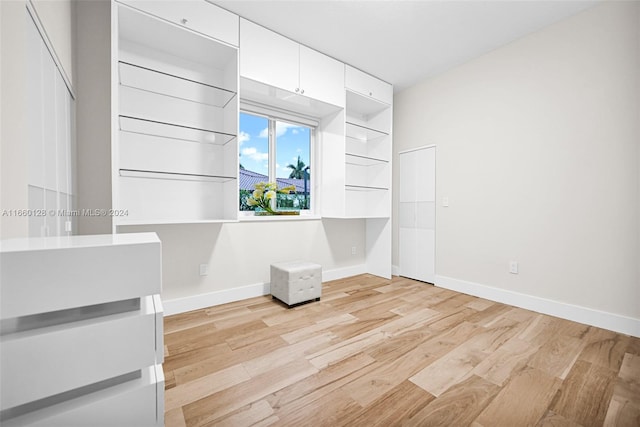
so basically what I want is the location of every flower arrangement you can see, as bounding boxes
[246,182,297,215]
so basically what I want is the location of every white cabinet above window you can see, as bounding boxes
[345,65,393,105]
[240,18,345,109]
[118,0,239,46]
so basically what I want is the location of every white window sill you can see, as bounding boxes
[238,213,321,222]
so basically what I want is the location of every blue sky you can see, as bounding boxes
[239,112,310,178]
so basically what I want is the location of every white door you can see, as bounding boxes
[399,146,435,283]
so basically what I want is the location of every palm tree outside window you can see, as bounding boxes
[239,112,313,212]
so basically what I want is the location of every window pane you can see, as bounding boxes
[239,112,269,211]
[275,120,311,210]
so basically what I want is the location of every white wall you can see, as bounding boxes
[120,219,366,307]
[393,1,640,331]
[75,0,112,235]
[0,1,29,239]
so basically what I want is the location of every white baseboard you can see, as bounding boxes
[163,263,366,316]
[322,264,367,282]
[435,275,640,338]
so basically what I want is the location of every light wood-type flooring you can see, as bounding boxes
[163,274,640,427]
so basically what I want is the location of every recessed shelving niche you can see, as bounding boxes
[113,3,239,226]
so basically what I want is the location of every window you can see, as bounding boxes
[239,111,313,213]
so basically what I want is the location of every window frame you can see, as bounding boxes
[238,104,317,218]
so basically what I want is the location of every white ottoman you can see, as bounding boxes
[270,260,322,307]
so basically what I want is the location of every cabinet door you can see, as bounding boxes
[299,46,344,107]
[345,65,393,105]
[120,0,239,46]
[240,18,299,93]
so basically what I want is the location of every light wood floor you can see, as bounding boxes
[163,274,640,427]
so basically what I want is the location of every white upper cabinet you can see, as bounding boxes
[118,0,239,46]
[240,19,345,108]
[299,45,345,108]
[240,18,299,94]
[345,65,392,105]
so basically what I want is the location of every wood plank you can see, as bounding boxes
[342,380,435,427]
[266,352,376,411]
[165,363,250,411]
[182,357,318,426]
[275,388,360,427]
[469,337,539,386]
[603,352,640,427]
[578,328,629,371]
[473,367,562,427]
[550,360,618,427]
[211,400,275,427]
[405,375,500,427]
[535,410,584,427]
[409,343,486,397]
[527,334,584,379]
[164,407,186,427]
[343,321,480,406]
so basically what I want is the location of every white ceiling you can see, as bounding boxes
[214,0,600,92]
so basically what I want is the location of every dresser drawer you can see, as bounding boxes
[1,296,160,410]
[1,365,164,427]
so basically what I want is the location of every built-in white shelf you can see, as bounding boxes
[120,169,236,183]
[119,61,237,108]
[113,2,239,226]
[345,184,389,191]
[346,89,389,117]
[119,115,236,145]
[345,153,389,166]
[345,121,388,141]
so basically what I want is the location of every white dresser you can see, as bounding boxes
[0,233,164,426]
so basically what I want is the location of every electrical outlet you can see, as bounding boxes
[351,246,357,255]
[509,261,519,274]
[199,264,209,276]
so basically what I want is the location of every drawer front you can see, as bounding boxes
[119,0,239,46]
[0,297,159,410]
[0,242,161,319]
[2,365,164,427]
[345,65,392,105]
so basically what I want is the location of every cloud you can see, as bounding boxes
[259,122,303,139]
[241,147,268,161]
[238,131,250,146]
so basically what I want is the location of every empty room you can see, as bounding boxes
[0,0,639,426]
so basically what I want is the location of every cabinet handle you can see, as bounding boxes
[301,89,305,94]
[369,91,373,96]
[181,18,188,25]
[295,88,300,93]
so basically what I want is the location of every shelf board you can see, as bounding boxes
[120,169,236,183]
[346,122,388,142]
[345,184,389,191]
[346,89,390,117]
[345,153,389,166]
[119,61,236,108]
[119,115,236,145]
